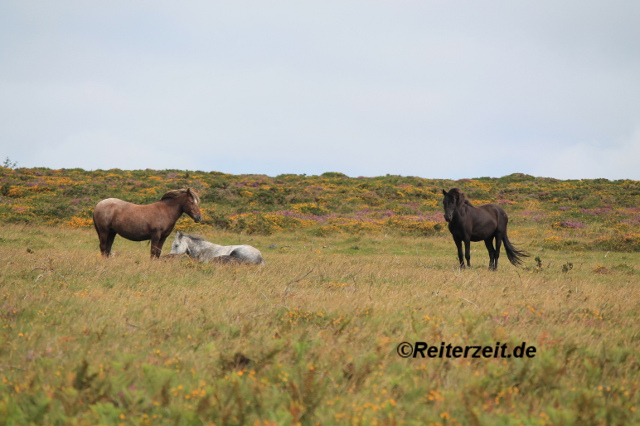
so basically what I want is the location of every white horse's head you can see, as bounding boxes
[170,232,190,255]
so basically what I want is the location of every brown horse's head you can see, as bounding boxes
[161,188,203,223]
[183,188,203,223]
[442,188,466,222]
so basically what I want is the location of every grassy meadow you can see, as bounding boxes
[1,167,640,424]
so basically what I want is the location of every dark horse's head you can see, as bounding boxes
[161,188,203,223]
[442,188,466,222]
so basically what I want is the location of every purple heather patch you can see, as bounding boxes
[70,197,90,205]
[560,221,586,229]
[520,210,547,221]
[580,207,613,216]
[621,217,640,225]
[417,212,446,223]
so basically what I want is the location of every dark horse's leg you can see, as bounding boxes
[484,239,497,270]
[464,239,471,268]
[454,238,465,268]
[493,233,503,270]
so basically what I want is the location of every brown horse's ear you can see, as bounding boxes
[187,187,199,198]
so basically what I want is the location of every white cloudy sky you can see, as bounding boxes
[1,1,639,179]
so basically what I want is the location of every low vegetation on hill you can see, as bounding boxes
[2,167,639,251]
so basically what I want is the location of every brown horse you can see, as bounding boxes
[93,188,202,258]
[442,188,527,270]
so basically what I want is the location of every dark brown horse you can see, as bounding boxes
[442,188,527,270]
[93,188,202,258]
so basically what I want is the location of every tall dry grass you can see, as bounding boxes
[1,224,639,424]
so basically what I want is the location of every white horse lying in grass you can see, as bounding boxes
[169,232,265,265]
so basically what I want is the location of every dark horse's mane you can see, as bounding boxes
[161,188,200,203]
[450,188,473,206]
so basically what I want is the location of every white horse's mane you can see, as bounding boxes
[181,233,207,241]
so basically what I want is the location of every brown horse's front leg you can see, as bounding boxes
[150,234,167,259]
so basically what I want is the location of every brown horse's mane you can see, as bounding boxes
[161,188,200,203]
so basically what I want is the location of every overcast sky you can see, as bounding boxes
[1,1,639,179]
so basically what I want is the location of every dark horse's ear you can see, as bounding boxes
[442,189,447,196]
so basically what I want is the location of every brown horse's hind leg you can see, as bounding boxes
[98,230,117,257]
[105,231,116,255]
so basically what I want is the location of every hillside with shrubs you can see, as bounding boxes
[1,167,639,251]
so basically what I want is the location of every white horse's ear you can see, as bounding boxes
[177,231,182,237]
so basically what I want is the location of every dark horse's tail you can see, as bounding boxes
[502,234,528,267]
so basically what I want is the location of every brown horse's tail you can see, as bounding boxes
[502,234,528,267]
